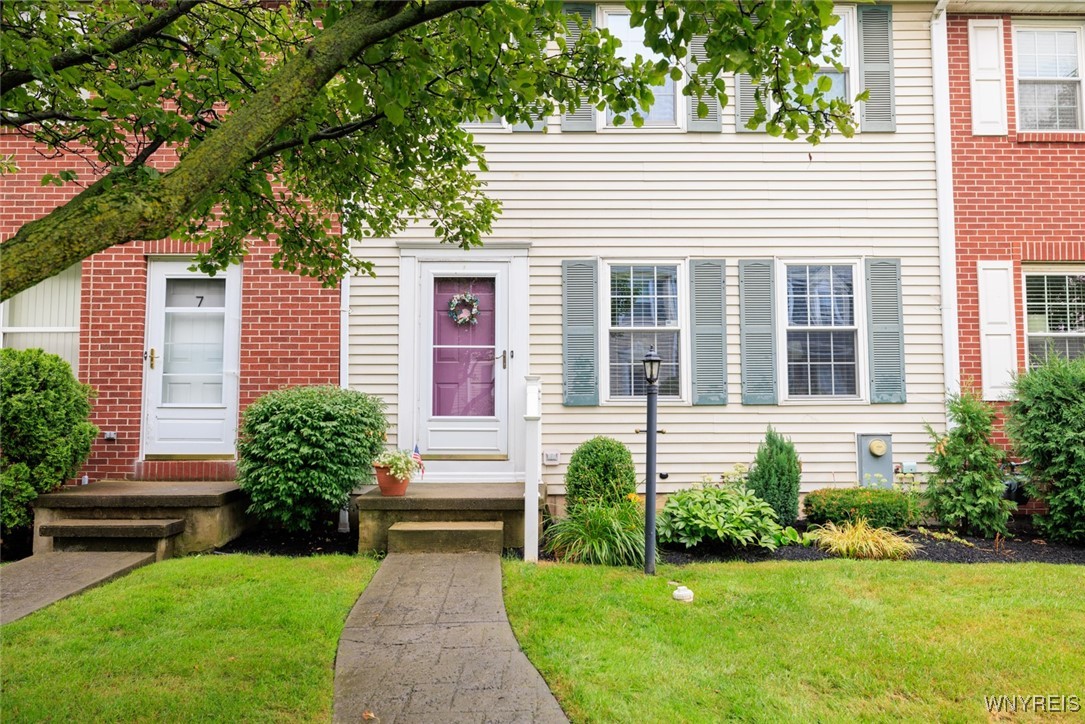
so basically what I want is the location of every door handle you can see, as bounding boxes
[500,350,507,370]
[146,348,156,369]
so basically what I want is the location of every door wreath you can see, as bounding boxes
[448,292,480,326]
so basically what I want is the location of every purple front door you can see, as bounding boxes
[432,277,496,417]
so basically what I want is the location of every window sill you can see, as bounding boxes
[601,398,689,407]
[778,396,868,406]
[1016,131,1085,144]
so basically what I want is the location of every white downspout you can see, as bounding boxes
[932,0,961,404]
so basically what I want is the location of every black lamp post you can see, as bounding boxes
[642,346,661,575]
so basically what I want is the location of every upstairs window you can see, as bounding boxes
[1015,24,1084,131]
[601,8,679,128]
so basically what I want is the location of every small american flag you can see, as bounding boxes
[412,445,425,478]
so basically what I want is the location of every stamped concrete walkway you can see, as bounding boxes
[333,552,568,724]
[0,551,154,625]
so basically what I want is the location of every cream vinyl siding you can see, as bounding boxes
[348,4,944,490]
[1,262,82,374]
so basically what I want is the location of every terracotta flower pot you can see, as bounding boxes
[373,464,410,497]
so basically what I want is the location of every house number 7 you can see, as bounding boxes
[196,295,204,307]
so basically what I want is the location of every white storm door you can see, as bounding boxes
[143,261,241,457]
[420,263,509,459]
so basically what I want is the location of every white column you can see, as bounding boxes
[523,375,542,561]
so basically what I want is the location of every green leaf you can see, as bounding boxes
[384,102,404,125]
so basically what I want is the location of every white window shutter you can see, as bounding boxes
[968,19,1007,136]
[977,261,1017,400]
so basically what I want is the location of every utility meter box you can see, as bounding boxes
[857,433,894,487]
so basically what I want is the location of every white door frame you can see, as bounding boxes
[397,244,530,482]
[142,259,241,458]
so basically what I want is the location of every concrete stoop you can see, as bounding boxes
[33,480,250,558]
[388,521,504,553]
[39,518,186,561]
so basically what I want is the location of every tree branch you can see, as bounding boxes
[1,0,206,91]
[248,114,386,165]
[1,0,489,300]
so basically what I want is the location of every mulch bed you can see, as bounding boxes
[217,518,1085,564]
[659,520,1085,566]
[215,519,357,557]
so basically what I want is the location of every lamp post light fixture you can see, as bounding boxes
[642,346,661,575]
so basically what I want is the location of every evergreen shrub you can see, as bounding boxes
[746,426,802,525]
[1006,354,1085,543]
[924,389,1012,538]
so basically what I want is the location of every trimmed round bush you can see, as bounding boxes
[1,348,98,534]
[237,386,387,531]
[1006,354,1085,543]
[803,487,921,531]
[747,426,802,526]
[564,436,637,511]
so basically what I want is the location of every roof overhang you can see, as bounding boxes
[946,1,1085,13]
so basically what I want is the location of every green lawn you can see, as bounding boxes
[503,560,1085,723]
[1,554,379,723]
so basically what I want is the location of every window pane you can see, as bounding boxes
[609,330,679,397]
[787,264,854,327]
[809,70,847,102]
[611,265,679,328]
[786,328,858,396]
[607,12,676,126]
[1025,273,1085,366]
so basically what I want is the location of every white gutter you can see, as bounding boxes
[931,0,961,403]
[339,273,350,389]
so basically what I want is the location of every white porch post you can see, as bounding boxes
[523,375,542,561]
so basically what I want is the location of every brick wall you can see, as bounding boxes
[1,134,340,481]
[947,15,1085,437]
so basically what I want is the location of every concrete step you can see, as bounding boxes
[40,518,186,538]
[388,521,504,554]
[39,518,186,561]
[36,480,242,509]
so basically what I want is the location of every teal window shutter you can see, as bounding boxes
[734,74,766,133]
[690,260,728,405]
[866,258,906,403]
[562,259,599,406]
[858,5,895,132]
[562,4,596,132]
[739,260,776,404]
[686,36,722,132]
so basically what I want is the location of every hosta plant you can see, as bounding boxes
[657,482,784,551]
